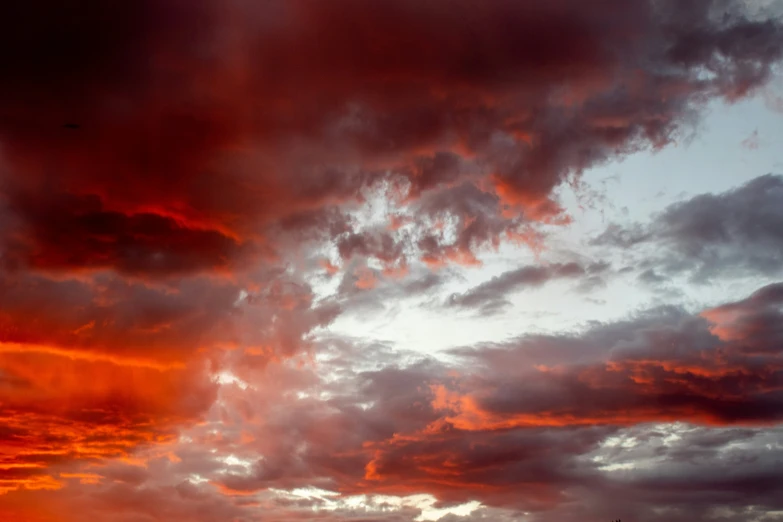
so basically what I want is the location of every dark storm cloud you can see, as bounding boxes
[3,0,783,275]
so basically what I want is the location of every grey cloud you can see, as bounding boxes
[594,174,783,282]
[445,261,608,316]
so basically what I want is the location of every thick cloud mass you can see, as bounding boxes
[2,0,783,521]
[9,284,777,521]
[3,0,783,274]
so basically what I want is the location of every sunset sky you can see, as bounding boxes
[2,1,783,521]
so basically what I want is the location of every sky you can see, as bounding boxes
[1,1,783,521]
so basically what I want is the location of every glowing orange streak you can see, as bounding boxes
[0,475,63,494]
[0,463,48,469]
[120,204,244,242]
[0,342,184,371]
[59,473,103,485]
[211,482,263,497]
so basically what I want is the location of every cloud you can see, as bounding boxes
[350,284,783,516]
[445,261,608,315]
[701,280,783,354]
[0,354,216,495]
[3,0,783,275]
[594,174,783,281]
[0,268,341,495]
[63,283,783,518]
[2,0,783,519]
[3,280,783,520]
[741,129,761,149]
[443,286,783,430]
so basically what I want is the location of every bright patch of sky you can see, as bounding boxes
[325,94,783,357]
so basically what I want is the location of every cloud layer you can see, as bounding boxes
[2,0,783,520]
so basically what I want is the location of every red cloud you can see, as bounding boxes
[0,351,215,495]
[3,0,782,274]
[2,1,783,520]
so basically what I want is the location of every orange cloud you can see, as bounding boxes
[0,349,214,495]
